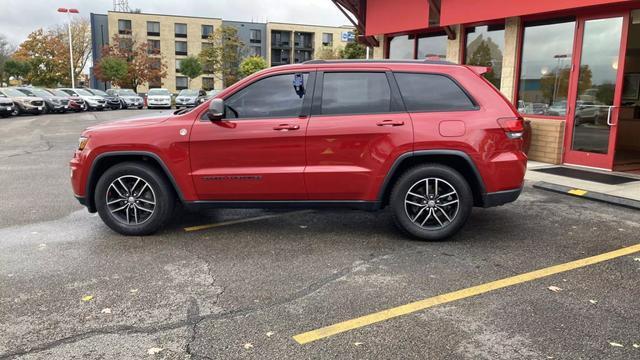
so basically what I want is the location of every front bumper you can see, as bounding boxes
[0,104,15,115]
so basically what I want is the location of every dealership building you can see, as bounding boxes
[332,0,640,172]
[90,11,355,93]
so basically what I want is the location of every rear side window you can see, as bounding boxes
[321,72,391,115]
[395,73,476,112]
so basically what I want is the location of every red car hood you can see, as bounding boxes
[85,114,171,132]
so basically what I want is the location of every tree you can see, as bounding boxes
[468,41,497,87]
[239,56,267,77]
[13,28,67,86]
[0,34,15,85]
[95,56,128,86]
[51,18,92,87]
[4,59,30,83]
[199,25,246,87]
[179,56,203,87]
[316,46,342,60]
[94,35,167,92]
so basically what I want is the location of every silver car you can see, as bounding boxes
[106,88,145,109]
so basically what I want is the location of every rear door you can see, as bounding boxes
[305,70,413,200]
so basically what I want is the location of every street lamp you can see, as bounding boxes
[57,7,80,88]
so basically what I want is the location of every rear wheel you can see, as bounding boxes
[390,164,473,241]
[95,162,175,236]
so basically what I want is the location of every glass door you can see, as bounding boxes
[563,14,629,170]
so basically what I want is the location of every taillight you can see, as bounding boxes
[497,117,524,139]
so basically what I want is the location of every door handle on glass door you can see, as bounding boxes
[273,124,300,131]
[376,120,404,127]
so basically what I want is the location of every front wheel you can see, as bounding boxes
[390,164,473,241]
[95,162,175,236]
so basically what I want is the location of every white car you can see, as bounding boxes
[146,88,173,109]
[59,88,107,111]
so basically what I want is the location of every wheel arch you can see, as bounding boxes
[379,150,487,208]
[85,151,184,212]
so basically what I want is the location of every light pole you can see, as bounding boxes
[57,8,79,88]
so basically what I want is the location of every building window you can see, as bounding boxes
[147,40,161,55]
[202,77,215,91]
[175,41,188,56]
[417,33,447,60]
[250,29,261,44]
[202,25,214,39]
[271,49,291,66]
[295,32,313,49]
[272,31,291,48]
[322,33,333,46]
[517,19,576,116]
[250,46,261,57]
[176,76,188,90]
[175,59,182,72]
[147,21,160,36]
[118,19,132,35]
[119,37,133,51]
[294,50,313,63]
[389,35,414,59]
[465,24,505,89]
[321,72,392,115]
[175,23,187,38]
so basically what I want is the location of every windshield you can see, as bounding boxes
[118,89,137,96]
[49,89,69,97]
[179,90,198,97]
[74,89,93,96]
[90,89,108,96]
[28,88,53,98]
[148,89,170,96]
[1,88,27,97]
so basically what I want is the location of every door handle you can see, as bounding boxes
[607,106,617,126]
[376,120,405,127]
[273,124,300,131]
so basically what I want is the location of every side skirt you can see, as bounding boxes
[183,200,382,212]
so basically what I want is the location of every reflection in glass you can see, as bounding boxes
[389,36,414,59]
[517,20,575,116]
[417,34,447,60]
[571,17,623,154]
[465,24,505,89]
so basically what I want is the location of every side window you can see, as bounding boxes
[395,73,476,112]
[321,72,391,115]
[225,73,309,119]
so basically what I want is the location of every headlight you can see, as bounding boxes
[52,99,62,105]
[78,136,89,151]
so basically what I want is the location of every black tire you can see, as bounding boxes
[390,164,473,241]
[95,162,175,236]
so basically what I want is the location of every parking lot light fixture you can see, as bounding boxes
[57,7,80,88]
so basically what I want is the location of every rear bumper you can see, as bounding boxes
[482,187,522,208]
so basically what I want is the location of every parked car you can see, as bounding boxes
[0,92,16,118]
[105,88,144,109]
[16,87,70,114]
[175,89,207,109]
[204,90,221,100]
[59,88,107,111]
[47,89,86,112]
[70,60,526,240]
[146,88,173,109]
[0,88,45,115]
[85,88,121,110]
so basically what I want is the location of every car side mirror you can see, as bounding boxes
[208,98,225,121]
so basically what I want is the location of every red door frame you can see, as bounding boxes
[562,11,630,170]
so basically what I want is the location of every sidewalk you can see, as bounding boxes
[525,161,640,207]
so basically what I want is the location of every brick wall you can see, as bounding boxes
[526,118,565,164]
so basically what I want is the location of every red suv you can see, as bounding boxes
[70,60,526,241]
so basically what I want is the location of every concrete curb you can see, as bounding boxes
[532,181,640,210]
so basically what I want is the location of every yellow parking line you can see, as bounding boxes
[293,243,640,345]
[184,210,313,232]
[568,189,588,196]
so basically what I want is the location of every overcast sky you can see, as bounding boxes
[0,0,349,44]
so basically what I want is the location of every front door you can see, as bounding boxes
[189,71,314,200]
[563,14,629,169]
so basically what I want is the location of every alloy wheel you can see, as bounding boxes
[404,178,460,230]
[105,175,156,225]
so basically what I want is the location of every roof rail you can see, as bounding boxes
[302,59,454,65]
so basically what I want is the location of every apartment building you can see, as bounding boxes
[90,11,356,93]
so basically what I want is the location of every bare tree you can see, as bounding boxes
[52,18,92,86]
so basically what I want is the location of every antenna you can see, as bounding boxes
[113,0,131,12]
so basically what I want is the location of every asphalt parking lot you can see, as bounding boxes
[0,110,639,359]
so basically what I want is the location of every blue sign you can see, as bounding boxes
[341,31,356,42]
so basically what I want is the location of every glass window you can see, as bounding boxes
[389,35,414,59]
[517,19,576,116]
[118,20,131,35]
[321,72,392,115]
[250,46,261,57]
[322,33,333,46]
[147,21,160,36]
[395,73,476,112]
[202,25,214,39]
[225,73,309,119]
[417,33,447,60]
[147,40,160,55]
[175,23,187,37]
[175,59,182,72]
[465,24,505,89]
[175,41,188,55]
[176,76,188,90]
[250,29,262,44]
